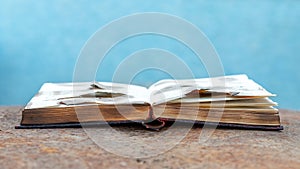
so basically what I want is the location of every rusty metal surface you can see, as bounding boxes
[0,106,299,169]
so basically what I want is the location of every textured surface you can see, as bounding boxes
[0,106,299,169]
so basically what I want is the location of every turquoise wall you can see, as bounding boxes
[0,0,299,109]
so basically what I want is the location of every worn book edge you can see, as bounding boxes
[15,120,283,131]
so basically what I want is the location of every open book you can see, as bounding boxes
[16,75,282,130]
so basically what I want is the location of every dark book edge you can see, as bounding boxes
[15,120,143,129]
[15,119,283,131]
[159,118,283,131]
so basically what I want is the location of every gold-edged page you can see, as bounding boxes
[168,97,278,107]
[155,110,281,126]
[169,96,266,103]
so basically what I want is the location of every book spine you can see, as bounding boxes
[141,107,165,131]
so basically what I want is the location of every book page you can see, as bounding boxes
[178,75,274,97]
[29,75,275,108]
[27,82,150,109]
[148,74,275,105]
[168,97,278,107]
[148,79,193,105]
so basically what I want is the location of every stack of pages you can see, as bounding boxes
[17,74,282,130]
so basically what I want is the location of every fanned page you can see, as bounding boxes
[26,82,149,109]
[27,75,276,108]
[149,74,276,105]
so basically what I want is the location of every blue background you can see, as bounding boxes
[0,0,299,110]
